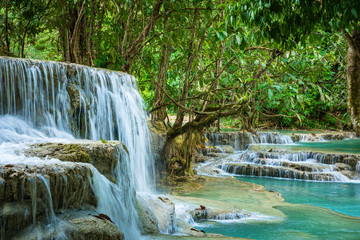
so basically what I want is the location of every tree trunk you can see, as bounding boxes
[121,0,164,72]
[173,9,199,128]
[4,0,10,54]
[345,28,360,136]
[69,0,86,64]
[153,41,171,121]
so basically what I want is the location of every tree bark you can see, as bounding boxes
[153,41,171,121]
[173,9,199,128]
[4,0,10,54]
[70,0,86,64]
[122,0,164,72]
[344,28,360,136]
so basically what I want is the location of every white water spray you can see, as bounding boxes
[0,57,156,239]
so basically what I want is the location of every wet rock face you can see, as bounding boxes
[0,164,95,205]
[148,121,167,171]
[24,141,125,183]
[190,208,249,221]
[11,210,124,240]
[201,145,234,156]
[0,163,96,238]
[136,194,176,234]
[206,132,254,150]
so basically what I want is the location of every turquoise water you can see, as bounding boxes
[296,139,360,154]
[200,204,360,240]
[198,176,360,239]
[236,176,360,217]
[250,139,360,154]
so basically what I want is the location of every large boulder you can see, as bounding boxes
[136,193,176,234]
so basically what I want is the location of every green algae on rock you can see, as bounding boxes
[24,140,128,183]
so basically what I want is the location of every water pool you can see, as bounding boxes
[249,139,360,154]
[186,176,360,239]
[236,176,360,217]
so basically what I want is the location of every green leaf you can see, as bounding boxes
[268,88,273,99]
[236,35,241,45]
[351,9,358,18]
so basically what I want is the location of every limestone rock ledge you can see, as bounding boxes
[24,140,127,183]
[11,210,124,240]
[1,140,132,239]
[0,163,97,238]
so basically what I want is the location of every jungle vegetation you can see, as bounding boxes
[0,0,359,138]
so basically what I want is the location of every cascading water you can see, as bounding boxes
[0,57,154,192]
[0,57,156,239]
[202,131,360,182]
[217,149,359,181]
[205,132,293,151]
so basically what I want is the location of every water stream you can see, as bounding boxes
[0,57,155,239]
[194,132,360,239]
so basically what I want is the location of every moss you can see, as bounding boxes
[24,141,124,183]
[61,144,91,163]
[159,175,206,194]
[164,129,204,177]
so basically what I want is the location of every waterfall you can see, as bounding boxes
[217,150,359,182]
[0,57,155,239]
[205,132,293,151]
[0,57,154,192]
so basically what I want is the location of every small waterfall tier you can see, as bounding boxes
[206,131,356,150]
[219,150,360,181]
[201,131,360,182]
[0,57,168,239]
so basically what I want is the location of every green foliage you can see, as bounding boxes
[0,0,352,131]
[228,0,360,48]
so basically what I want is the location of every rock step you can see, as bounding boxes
[24,141,127,183]
[10,209,125,240]
[242,158,330,172]
[241,151,360,170]
[0,163,96,238]
[220,163,351,181]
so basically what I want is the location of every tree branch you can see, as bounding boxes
[140,56,219,116]
[70,0,86,63]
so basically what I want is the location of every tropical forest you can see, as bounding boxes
[0,0,360,239]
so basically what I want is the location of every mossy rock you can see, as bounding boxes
[24,140,127,182]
